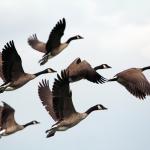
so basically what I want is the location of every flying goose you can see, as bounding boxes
[108,66,150,99]
[28,18,83,65]
[65,57,111,83]
[38,70,107,138]
[0,41,56,93]
[0,101,39,138]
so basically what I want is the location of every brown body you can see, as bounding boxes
[66,57,111,83]
[28,18,83,65]
[0,41,56,93]
[0,102,39,137]
[108,66,150,99]
[38,71,107,138]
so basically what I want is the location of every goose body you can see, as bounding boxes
[38,70,107,138]
[28,18,83,65]
[66,57,111,83]
[0,41,56,93]
[108,66,150,99]
[0,101,39,137]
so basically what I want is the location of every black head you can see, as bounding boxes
[101,64,111,69]
[47,68,57,73]
[94,64,111,71]
[66,35,84,44]
[31,120,40,125]
[108,76,118,82]
[96,104,107,110]
[75,35,84,39]
[86,104,107,114]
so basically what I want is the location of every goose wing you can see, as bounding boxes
[28,34,46,53]
[66,57,82,71]
[38,79,57,121]
[0,52,5,81]
[52,70,76,120]
[2,41,25,82]
[46,18,66,53]
[117,68,150,99]
[1,102,17,129]
[67,60,106,83]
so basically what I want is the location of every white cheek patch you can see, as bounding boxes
[0,129,6,134]
[98,105,101,110]
[103,65,107,69]
[48,69,52,73]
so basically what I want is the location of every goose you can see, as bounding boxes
[38,70,107,138]
[0,40,56,93]
[65,57,111,83]
[0,101,39,138]
[28,18,83,65]
[108,66,150,99]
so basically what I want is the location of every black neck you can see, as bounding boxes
[66,36,78,44]
[108,77,117,82]
[23,121,34,128]
[85,106,98,115]
[94,65,104,71]
[141,66,150,71]
[34,69,47,77]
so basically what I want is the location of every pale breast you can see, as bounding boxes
[11,74,34,89]
[5,125,23,135]
[51,43,68,56]
[57,113,86,131]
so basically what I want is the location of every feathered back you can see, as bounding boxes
[2,41,25,82]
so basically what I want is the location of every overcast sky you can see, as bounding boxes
[0,0,150,150]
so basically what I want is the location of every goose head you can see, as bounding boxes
[96,104,108,110]
[47,68,57,73]
[31,120,40,125]
[101,64,111,69]
[66,35,83,43]
[75,35,84,39]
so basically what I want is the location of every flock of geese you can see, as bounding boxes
[0,18,150,138]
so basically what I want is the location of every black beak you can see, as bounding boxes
[100,105,108,110]
[107,65,112,68]
[79,35,84,39]
[108,78,117,82]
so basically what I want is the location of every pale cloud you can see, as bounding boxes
[98,23,150,50]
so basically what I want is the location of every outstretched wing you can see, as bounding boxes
[2,41,25,82]
[52,70,76,120]
[1,102,17,129]
[46,18,66,53]
[38,79,57,121]
[117,69,150,99]
[85,62,107,83]
[28,34,46,53]
[67,59,106,83]
[66,57,82,71]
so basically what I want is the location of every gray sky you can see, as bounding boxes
[0,0,150,150]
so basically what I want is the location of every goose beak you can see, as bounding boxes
[52,69,57,73]
[48,68,57,73]
[77,35,84,39]
[80,36,84,39]
[107,65,112,68]
[100,105,107,110]
[108,78,117,82]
